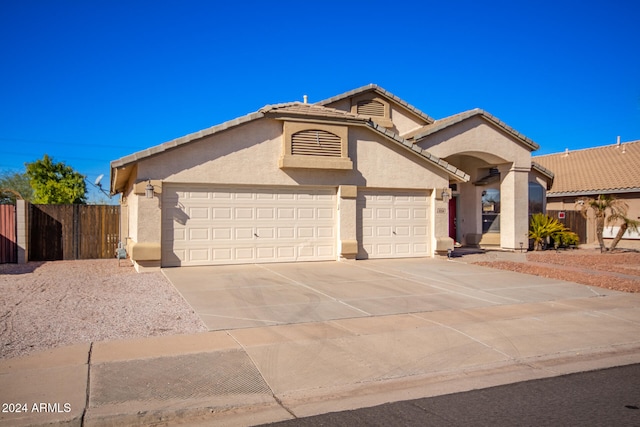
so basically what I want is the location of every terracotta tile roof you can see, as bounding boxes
[407,109,539,151]
[260,102,364,122]
[110,97,470,193]
[110,110,265,169]
[531,161,555,180]
[533,140,640,196]
[316,84,436,124]
[365,122,469,182]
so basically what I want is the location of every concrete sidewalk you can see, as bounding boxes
[2,295,640,426]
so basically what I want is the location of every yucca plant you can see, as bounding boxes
[529,213,566,251]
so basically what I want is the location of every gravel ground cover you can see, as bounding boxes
[0,260,207,360]
[472,249,640,293]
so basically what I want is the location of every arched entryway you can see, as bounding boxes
[439,152,531,251]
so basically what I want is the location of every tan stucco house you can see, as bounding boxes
[534,139,640,249]
[110,85,552,271]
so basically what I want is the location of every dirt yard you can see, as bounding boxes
[0,260,207,360]
[472,249,640,293]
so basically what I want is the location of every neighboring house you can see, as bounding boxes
[533,139,640,249]
[110,85,552,271]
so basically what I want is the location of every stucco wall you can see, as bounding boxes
[417,117,532,168]
[126,185,138,243]
[349,127,449,190]
[390,105,428,137]
[322,96,427,137]
[547,194,640,223]
[124,117,453,267]
[548,193,640,249]
[324,99,351,112]
[137,119,449,191]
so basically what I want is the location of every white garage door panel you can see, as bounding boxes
[162,187,336,266]
[358,190,430,259]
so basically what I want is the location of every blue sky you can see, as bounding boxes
[1,1,639,201]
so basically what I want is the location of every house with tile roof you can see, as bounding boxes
[111,84,552,271]
[533,139,640,249]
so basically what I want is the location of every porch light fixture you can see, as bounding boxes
[145,180,154,199]
[441,189,450,202]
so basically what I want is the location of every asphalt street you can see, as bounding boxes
[263,363,640,427]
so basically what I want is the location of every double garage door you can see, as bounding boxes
[162,186,336,267]
[162,186,430,267]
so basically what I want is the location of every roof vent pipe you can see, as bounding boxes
[617,135,621,146]
[564,148,569,156]
[303,95,308,104]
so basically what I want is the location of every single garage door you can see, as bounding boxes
[162,186,336,266]
[357,189,429,259]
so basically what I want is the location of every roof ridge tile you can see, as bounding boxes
[316,84,435,124]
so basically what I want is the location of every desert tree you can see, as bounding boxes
[25,155,87,204]
[0,170,33,204]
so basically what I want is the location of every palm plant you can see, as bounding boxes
[529,213,566,251]
[577,195,628,252]
[608,215,640,251]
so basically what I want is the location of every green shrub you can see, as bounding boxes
[529,213,566,251]
[553,230,580,247]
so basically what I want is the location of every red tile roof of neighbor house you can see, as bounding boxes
[533,140,640,196]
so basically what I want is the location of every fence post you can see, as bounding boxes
[16,200,28,264]
[73,204,80,260]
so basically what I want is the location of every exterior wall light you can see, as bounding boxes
[441,189,450,202]
[145,180,154,199]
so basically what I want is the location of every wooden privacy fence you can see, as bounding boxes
[547,209,587,244]
[29,204,120,261]
[0,204,17,263]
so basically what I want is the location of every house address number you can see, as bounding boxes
[436,208,447,214]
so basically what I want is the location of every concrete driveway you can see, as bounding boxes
[6,257,640,426]
[162,257,617,331]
